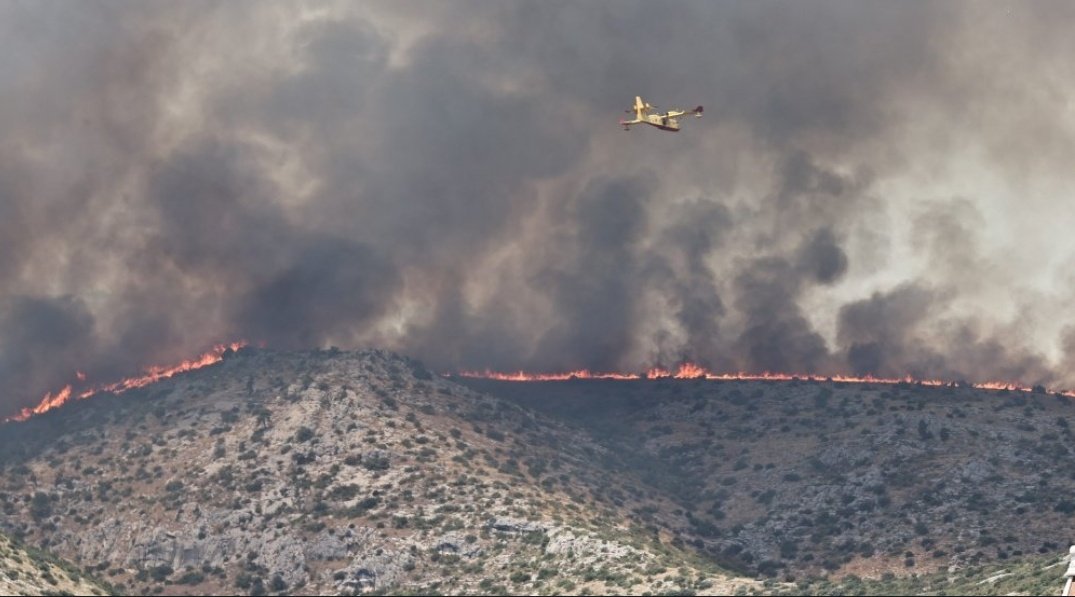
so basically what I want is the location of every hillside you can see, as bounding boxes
[0,530,111,596]
[785,549,1070,596]
[0,348,755,596]
[460,376,1075,581]
[1,348,1072,596]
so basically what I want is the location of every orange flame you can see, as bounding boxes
[7,342,247,422]
[456,362,1075,398]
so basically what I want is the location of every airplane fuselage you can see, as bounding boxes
[643,114,680,131]
[620,96,699,132]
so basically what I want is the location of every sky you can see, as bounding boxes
[4,1,1075,416]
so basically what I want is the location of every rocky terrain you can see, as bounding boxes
[463,376,1075,582]
[0,347,1072,595]
[782,549,1071,596]
[0,349,755,596]
[0,530,111,595]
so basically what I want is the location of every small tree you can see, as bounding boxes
[294,427,315,443]
[30,492,52,519]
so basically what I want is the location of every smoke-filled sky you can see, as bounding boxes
[5,0,1075,415]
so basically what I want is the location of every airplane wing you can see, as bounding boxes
[667,106,703,118]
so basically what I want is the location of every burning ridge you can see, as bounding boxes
[13,346,1074,423]
[456,363,1075,398]
[7,342,247,422]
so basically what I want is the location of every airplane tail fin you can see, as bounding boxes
[635,96,645,119]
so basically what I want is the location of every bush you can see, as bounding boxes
[362,454,390,471]
[357,496,380,511]
[149,565,173,582]
[176,570,205,585]
[329,484,360,501]
[29,492,52,520]
[235,572,253,589]
[294,427,315,443]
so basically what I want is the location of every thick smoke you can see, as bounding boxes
[3,1,1075,415]
[0,296,95,402]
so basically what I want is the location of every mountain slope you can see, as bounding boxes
[0,348,755,596]
[3,347,1072,595]
[0,531,111,596]
[462,376,1075,579]
[783,550,1069,595]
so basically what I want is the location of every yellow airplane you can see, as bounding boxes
[619,96,703,132]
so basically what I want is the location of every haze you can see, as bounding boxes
[3,1,1075,417]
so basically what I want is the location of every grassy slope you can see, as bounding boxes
[782,551,1068,595]
[0,530,112,596]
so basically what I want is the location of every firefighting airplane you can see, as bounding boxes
[619,96,703,132]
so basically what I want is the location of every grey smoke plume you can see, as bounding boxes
[3,1,1075,416]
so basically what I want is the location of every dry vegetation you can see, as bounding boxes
[466,376,1075,583]
[0,530,111,596]
[0,348,1071,595]
[0,349,755,596]
[466,376,1075,585]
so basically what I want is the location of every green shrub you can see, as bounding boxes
[510,571,531,583]
[149,565,173,582]
[176,570,205,585]
[29,492,52,520]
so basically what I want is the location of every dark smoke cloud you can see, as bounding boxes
[0,296,95,401]
[798,229,848,285]
[732,258,829,373]
[237,238,400,349]
[3,1,1075,416]
[837,284,938,377]
[531,177,652,371]
[649,199,734,369]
